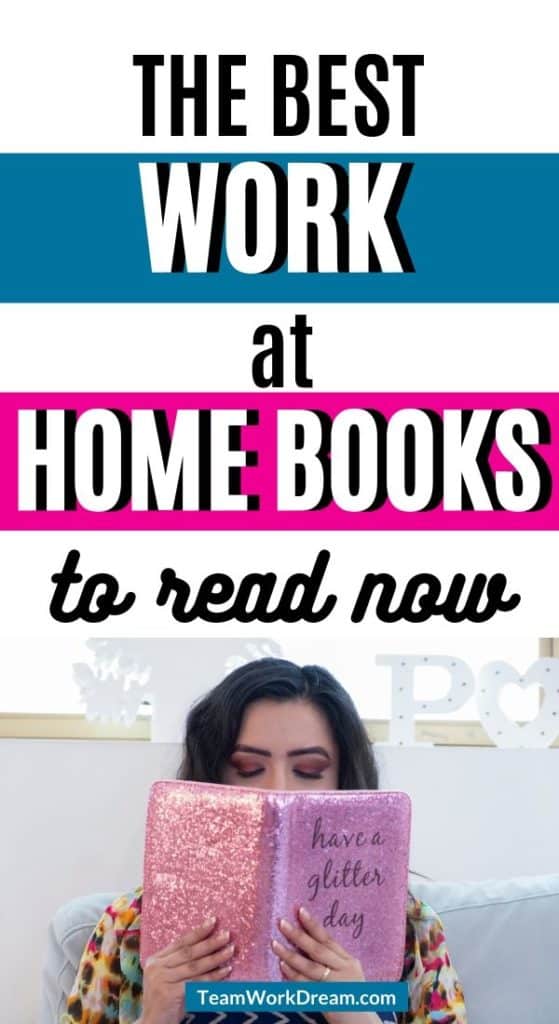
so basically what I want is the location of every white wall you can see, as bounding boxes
[1,738,558,1023]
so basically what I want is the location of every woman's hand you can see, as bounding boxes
[271,906,383,1024]
[140,917,234,1024]
[272,905,365,983]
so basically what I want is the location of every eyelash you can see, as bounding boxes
[235,768,325,780]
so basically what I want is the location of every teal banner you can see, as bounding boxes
[185,980,408,1015]
[0,154,557,301]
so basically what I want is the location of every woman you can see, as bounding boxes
[62,658,467,1024]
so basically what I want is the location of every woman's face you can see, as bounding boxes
[222,698,339,791]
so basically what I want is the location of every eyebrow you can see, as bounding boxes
[233,744,332,759]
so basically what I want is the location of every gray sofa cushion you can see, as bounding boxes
[44,877,559,1024]
[411,876,559,1024]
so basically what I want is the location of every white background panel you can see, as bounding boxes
[0,303,556,393]
[0,530,554,636]
[1,0,558,152]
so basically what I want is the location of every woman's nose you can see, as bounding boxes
[262,761,290,791]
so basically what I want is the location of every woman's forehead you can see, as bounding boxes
[235,698,337,749]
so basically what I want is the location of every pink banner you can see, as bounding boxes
[4,391,557,529]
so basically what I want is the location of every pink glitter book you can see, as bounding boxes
[141,779,411,981]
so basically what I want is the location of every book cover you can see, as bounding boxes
[141,779,411,981]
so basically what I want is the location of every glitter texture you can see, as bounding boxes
[141,780,411,981]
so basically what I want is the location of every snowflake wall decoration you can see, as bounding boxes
[73,638,283,731]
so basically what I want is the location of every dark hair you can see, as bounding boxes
[177,657,379,790]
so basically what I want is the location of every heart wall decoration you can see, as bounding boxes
[476,658,559,749]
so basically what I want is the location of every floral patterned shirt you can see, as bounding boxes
[61,888,467,1024]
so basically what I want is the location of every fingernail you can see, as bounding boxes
[299,906,310,919]
[226,943,235,954]
[204,916,216,927]
[223,965,233,974]
[271,939,281,951]
[218,930,230,941]
[280,918,293,931]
